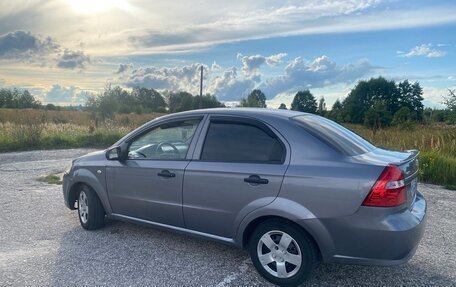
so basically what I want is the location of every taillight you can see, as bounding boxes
[362,165,406,207]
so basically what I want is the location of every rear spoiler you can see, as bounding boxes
[392,149,419,165]
[394,149,419,181]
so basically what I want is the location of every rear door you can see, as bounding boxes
[183,115,289,238]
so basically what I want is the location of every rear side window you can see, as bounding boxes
[201,122,285,163]
[292,115,375,156]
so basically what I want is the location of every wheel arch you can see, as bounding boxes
[235,198,336,261]
[67,168,112,214]
[240,215,323,261]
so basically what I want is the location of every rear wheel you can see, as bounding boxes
[78,185,105,230]
[249,219,318,287]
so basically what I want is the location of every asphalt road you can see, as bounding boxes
[0,149,455,287]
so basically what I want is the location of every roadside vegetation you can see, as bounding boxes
[1,79,455,188]
[37,174,63,185]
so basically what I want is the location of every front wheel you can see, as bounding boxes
[249,219,318,287]
[78,185,105,230]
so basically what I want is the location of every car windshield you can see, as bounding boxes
[292,115,375,156]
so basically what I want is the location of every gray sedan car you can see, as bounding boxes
[63,108,426,286]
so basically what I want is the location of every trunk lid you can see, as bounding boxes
[353,148,419,209]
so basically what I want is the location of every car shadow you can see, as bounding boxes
[51,218,454,287]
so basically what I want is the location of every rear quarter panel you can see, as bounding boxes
[281,160,383,218]
[268,118,385,218]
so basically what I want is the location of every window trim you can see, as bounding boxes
[197,116,287,164]
[124,116,204,161]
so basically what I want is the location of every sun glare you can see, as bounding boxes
[67,0,129,14]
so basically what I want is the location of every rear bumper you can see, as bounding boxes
[315,191,427,266]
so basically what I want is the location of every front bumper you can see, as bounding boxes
[320,191,427,266]
[62,172,75,210]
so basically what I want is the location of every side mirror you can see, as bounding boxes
[106,146,125,160]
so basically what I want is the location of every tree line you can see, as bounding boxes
[240,77,455,128]
[0,89,41,109]
[85,86,224,119]
[2,76,456,129]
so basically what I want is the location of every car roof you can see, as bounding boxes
[161,107,309,120]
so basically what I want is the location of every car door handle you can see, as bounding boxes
[157,170,176,178]
[244,175,269,185]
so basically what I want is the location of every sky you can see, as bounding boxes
[0,0,455,108]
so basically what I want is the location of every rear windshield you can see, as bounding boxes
[292,115,375,156]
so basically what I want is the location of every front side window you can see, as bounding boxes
[128,119,200,160]
[201,121,285,163]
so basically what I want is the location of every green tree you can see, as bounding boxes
[132,87,167,113]
[326,99,343,122]
[291,90,317,113]
[0,89,14,108]
[397,80,424,120]
[278,103,287,109]
[0,88,39,109]
[16,90,40,108]
[364,102,392,131]
[98,92,118,119]
[45,103,57,110]
[443,89,456,111]
[168,91,194,113]
[193,94,225,110]
[240,89,267,108]
[392,107,414,126]
[342,77,399,124]
[443,89,456,124]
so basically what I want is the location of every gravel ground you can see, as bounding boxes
[0,149,455,287]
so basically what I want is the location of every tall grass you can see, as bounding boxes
[0,109,164,152]
[346,124,456,187]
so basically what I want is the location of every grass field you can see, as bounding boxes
[1,108,455,188]
[0,109,163,152]
[347,124,456,189]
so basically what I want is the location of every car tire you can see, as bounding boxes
[77,184,105,230]
[249,219,318,287]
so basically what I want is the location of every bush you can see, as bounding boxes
[419,151,456,186]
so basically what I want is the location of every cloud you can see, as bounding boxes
[0,30,59,62]
[119,61,255,100]
[266,53,287,67]
[260,55,376,96]
[0,30,92,70]
[56,49,91,69]
[121,63,208,93]
[1,1,456,57]
[398,44,447,58]
[118,54,375,101]
[115,63,133,74]
[207,67,256,100]
[44,84,91,104]
[237,53,287,81]
[238,53,287,71]
[211,61,221,71]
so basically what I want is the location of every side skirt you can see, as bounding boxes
[109,213,236,245]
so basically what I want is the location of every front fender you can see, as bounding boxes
[234,197,336,261]
[70,167,112,215]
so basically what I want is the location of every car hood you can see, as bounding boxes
[75,149,106,162]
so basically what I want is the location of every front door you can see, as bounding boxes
[107,117,202,227]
